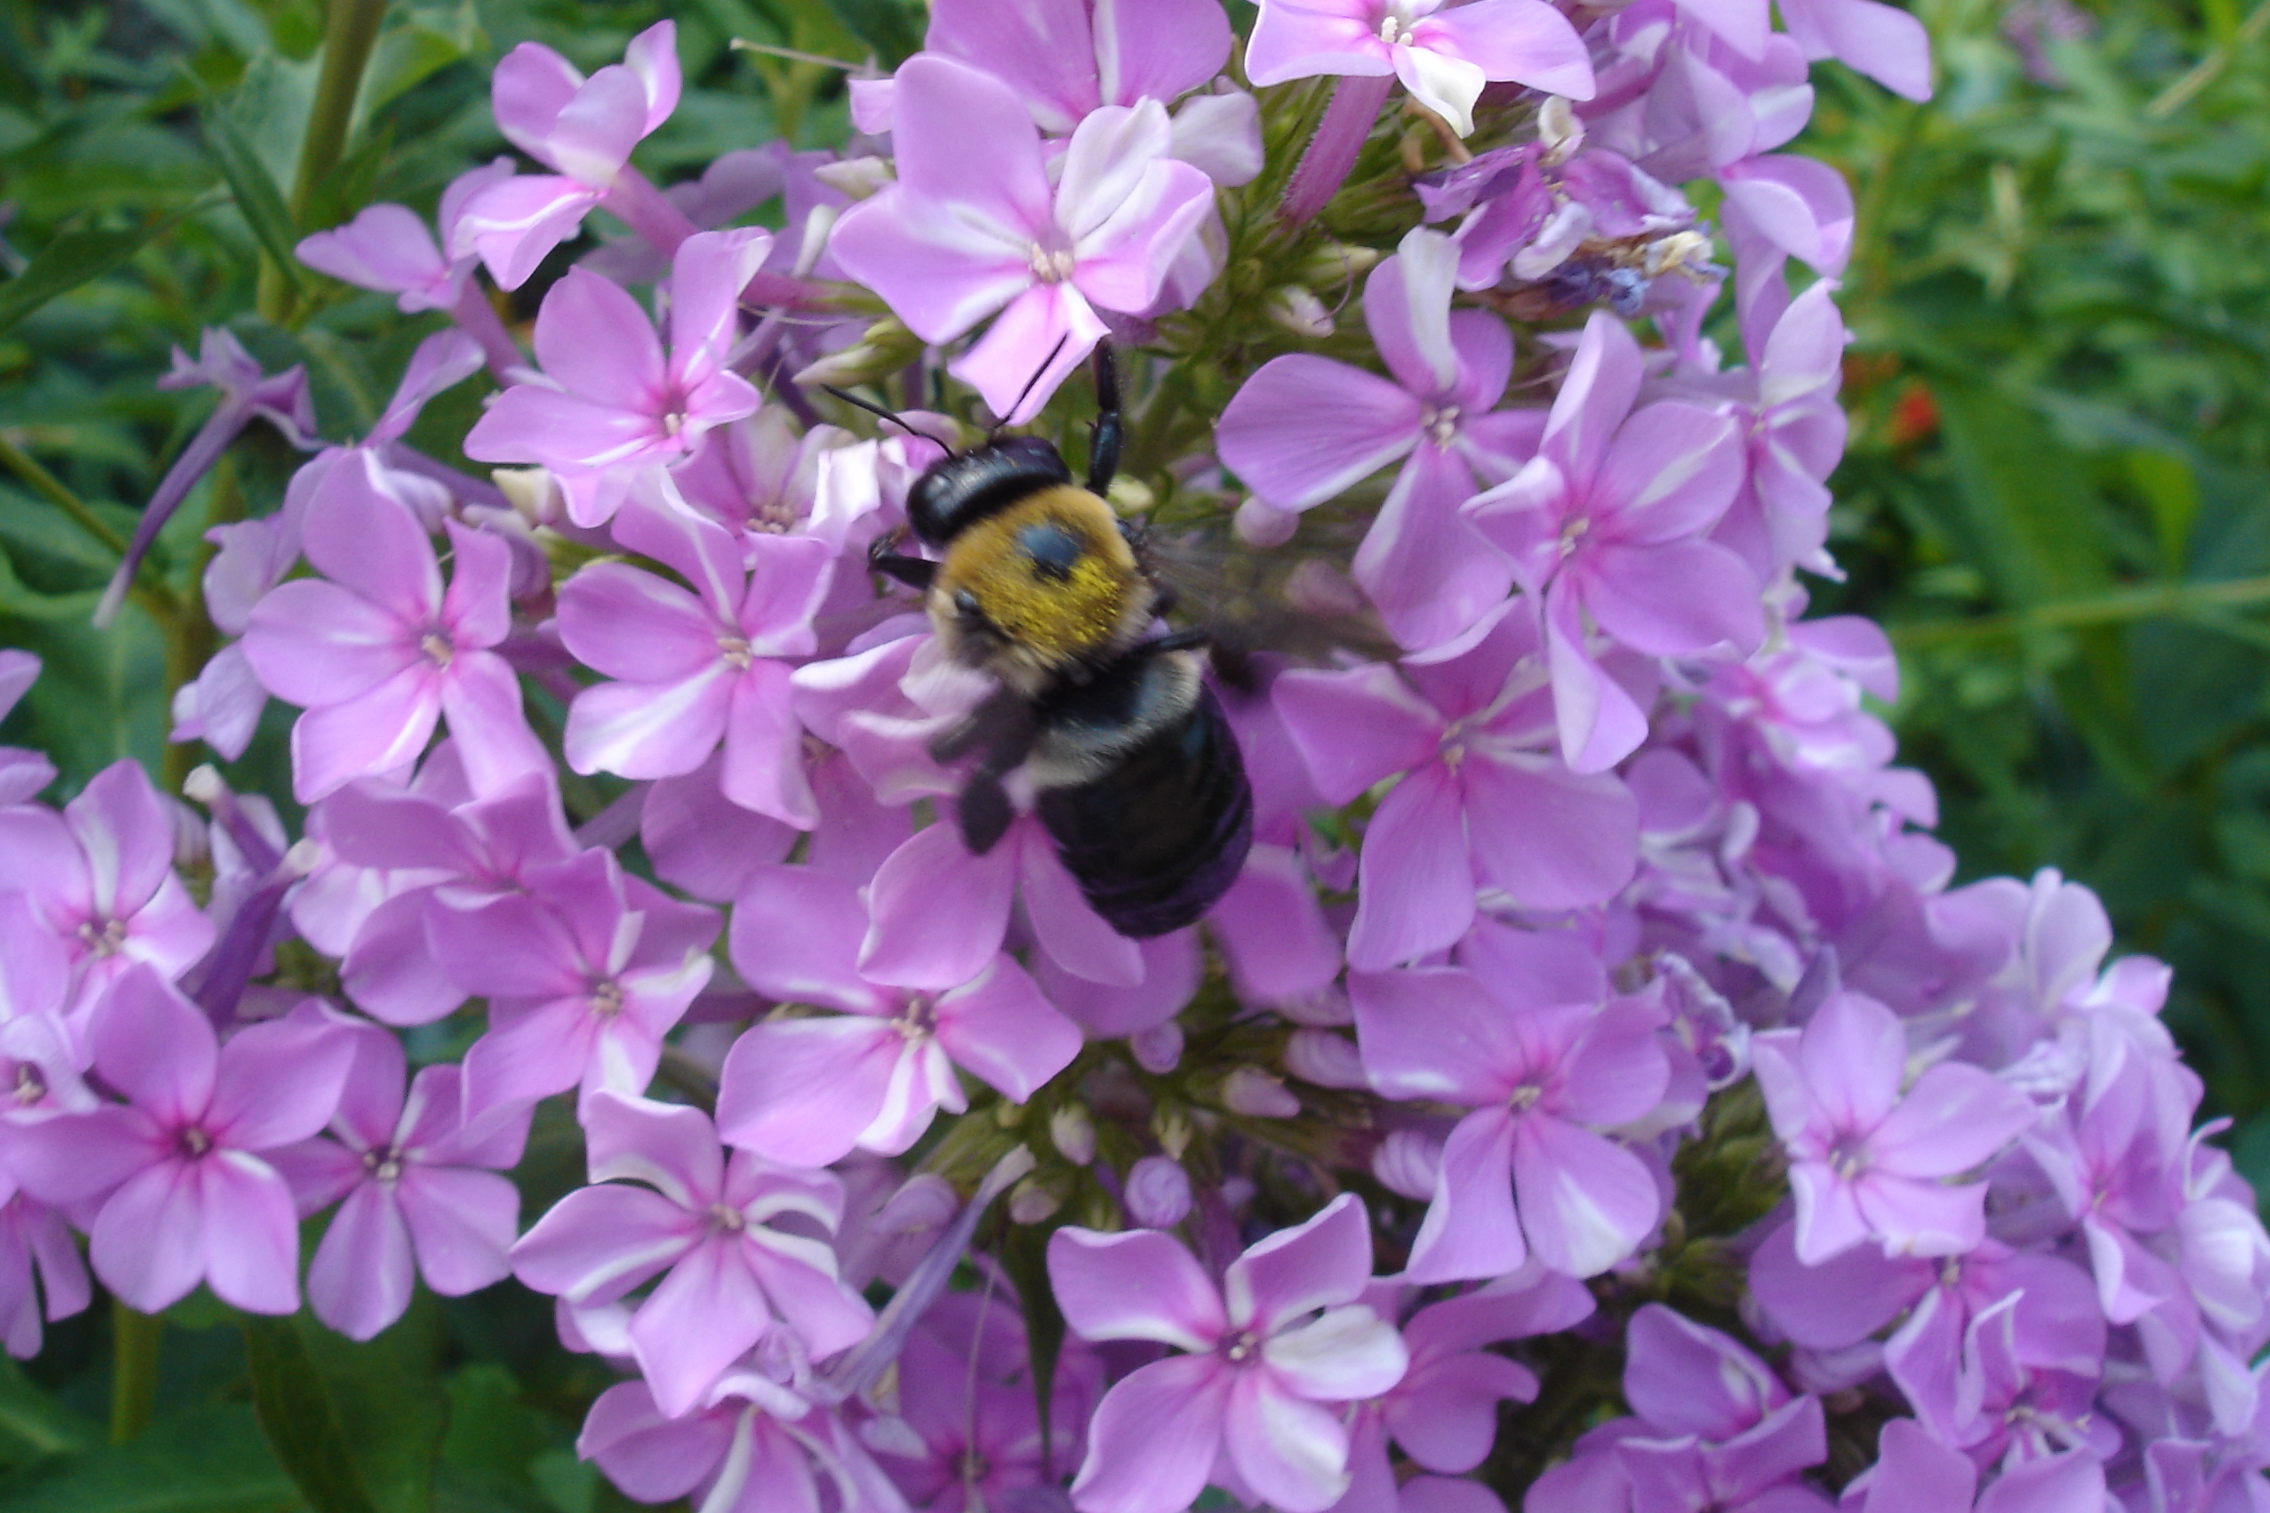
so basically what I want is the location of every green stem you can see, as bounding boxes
[1892,574,2270,647]
[259,0,389,322]
[2146,0,2270,117]
[161,458,232,792]
[0,434,131,557]
[109,1301,162,1445]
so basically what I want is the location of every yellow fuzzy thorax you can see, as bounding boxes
[933,486,1146,667]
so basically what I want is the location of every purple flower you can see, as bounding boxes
[1843,1419,2107,1513]
[1246,0,1595,137]
[425,849,717,1127]
[1274,603,1640,969]
[715,864,1082,1167]
[8,970,352,1314]
[240,455,547,802]
[1353,923,1669,1281]
[463,229,770,526]
[1048,1193,1409,1513]
[0,653,55,804]
[1753,989,2036,1264]
[95,330,317,629]
[1464,309,1760,771]
[1216,228,1538,650]
[511,1091,873,1416]
[296,160,524,376]
[921,0,1234,134]
[268,1025,529,1340]
[554,483,833,824]
[579,1373,900,1513]
[1779,0,1933,102]
[453,22,691,287]
[827,55,1215,422]
[0,759,215,1018]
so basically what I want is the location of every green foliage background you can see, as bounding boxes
[3,0,2270,1504]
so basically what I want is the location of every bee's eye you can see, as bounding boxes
[1017,520,1083,583]
[953,589,987,624]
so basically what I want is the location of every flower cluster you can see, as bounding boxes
[4,3,2264,1512]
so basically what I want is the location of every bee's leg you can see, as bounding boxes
[931,690,1037,855]
[1144,626,1258,691]
[869,534,936,591]
[1140,628,1210,655]
[1087,342,1122,495]
[959,773,1015,855]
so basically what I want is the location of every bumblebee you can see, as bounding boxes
[855,345,1253,938]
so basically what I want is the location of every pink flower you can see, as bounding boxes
[921,0,1235,134]
[715,864,1082,1166]
[555,483,833,824]
[1352,924,1670,1281]
[1464,309,1761,772]
[0,759,215,1018]
[1246,0,1594,137]
[1216,228,1537,650]
[1048,1194,1409,1513]
[452,21,689,287]
[8,971,352,1314]
[1753,989,2036,1264]
[426,849,717,1128]
[1274,603,1640,969]
[828,55,1215,422]
[268,1026,530,1340]
[510,1092,873,1416]
[240,455,547,803]
[0,652,54,805]
[463,229,771,527]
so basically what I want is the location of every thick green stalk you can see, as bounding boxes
[109,1302,163,1444]
[1891,574,2270,647]
[258,0,390,321]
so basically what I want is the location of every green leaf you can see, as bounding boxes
[204,108,307,298]
[2125,448,2202,576]
[0,1357,99,1465]
[243,1317,380,1513]
[243,1311,448,1513]
[0,214,190,338]
[0,1403,300,1513]
[807,0,923,64]
[997,1226,1067,1477]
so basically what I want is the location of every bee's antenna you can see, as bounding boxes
[819,385,955,455]
[986,332,1077,441]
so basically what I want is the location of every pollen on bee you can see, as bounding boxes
[934,486,1147,667]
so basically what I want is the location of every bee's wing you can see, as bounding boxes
[1134,517,1400,682]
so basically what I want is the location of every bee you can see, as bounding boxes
[845,344,1253,938]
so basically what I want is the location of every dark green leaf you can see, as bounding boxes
[242,1318,380,1513]
[0,1403,300,1513]
[0,215,191,338]
[807,0,923,64]
[0,1357,99,1465]
[204,110,307,298]
[997,1226,1067,1477]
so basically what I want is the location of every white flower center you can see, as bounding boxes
[77,917,128,957]
[421,631,455,667]
[12,1064,45,1105]
[897,995,937,1041]
[591,979,626,1018]
[709,1202,747,1234]
[363,1145,405,1184]
[1028,244,1078,284]
[718,633,754,669]
[1220,1329,1261,1365]
[1421,403,1461,448]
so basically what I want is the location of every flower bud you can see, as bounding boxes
[1221,1068,1301,1119]
[1283,1028,1367,1089]
[1234,497,1300,548]
[1050,1104,1098,1165]
[1295,240,1383,288]
[1155,1108,1193,1161]
[793,317,921,388]
[1131,1021,1183,1074]
[1008,1173,1065,1225]
[812,154,894,200]
[492,465,566,528]
[1265,286,1335,339]
[1372,1128,1443,1200]
[1125,1156,1193,1228]
[1538,95,1584,165]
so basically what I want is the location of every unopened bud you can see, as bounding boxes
[1538,96,1584,165]
[794,318,922,389]
[1007,1173,1065,1225]
[1125,1156,1193,1228]
[1221,1067,1301,1119]
[1283,1028,1367,1089]
[1295,240,1384,289]
[1155,1108,1193,1161]
[1050,1104,1097,1165]
[1131,1021,1183,1074]
[1105,475,1157,516]
[1265,286,1335,339]
[1372,1128,1443,1200]
[1234,497,1299,548]
[812,154,894,200]
[492,466,565,528]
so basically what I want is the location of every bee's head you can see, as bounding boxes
[908,439,1074,547]
[933,487,1153,691]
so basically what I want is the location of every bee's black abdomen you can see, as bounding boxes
[1037,686,1253,937]
[907,439,1072,545]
